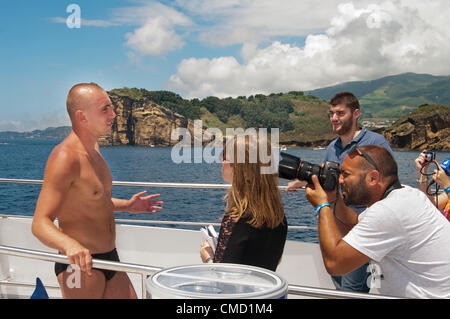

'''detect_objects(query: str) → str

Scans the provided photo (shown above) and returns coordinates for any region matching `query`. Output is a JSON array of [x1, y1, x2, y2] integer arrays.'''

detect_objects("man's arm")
[[316, 205, 370, 275], [111, 191, 163, 213], [31, 149, 93, 275], [333, 195, 359, 231], [285, 179, 307, 193], [306, 175, 370, 276]]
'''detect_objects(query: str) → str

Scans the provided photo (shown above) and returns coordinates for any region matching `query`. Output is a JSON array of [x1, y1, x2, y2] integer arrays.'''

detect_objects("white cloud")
[[112, 1, 191, 26], [111, 0, 349, 55], [52, 2, 193, 55], [115, 2, 192, 55], [50, 0, 450, 96], [191, 0, 347, 45], [168, 1, 450, 98], [125, 16, 186, 55], [50, 17, 119, 27]]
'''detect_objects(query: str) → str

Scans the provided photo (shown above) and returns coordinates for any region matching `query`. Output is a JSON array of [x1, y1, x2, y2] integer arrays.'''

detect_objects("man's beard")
[[342, 175, 371, 206], [334, 116, 353, 135]]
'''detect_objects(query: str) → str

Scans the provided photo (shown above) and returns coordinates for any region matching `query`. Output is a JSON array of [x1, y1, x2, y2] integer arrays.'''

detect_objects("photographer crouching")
[[281, 145, 450, 298]]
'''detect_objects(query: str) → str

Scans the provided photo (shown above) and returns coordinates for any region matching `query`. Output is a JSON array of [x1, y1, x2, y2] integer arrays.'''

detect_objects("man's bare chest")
[[76, 152, 112, 198]]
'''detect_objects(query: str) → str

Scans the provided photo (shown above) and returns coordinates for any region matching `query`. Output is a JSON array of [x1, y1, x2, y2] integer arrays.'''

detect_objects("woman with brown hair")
[[200, 133, 287, 271]]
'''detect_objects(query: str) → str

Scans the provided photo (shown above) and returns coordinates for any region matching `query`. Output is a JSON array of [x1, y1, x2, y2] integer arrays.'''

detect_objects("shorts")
[[54, 248, 120, 281]]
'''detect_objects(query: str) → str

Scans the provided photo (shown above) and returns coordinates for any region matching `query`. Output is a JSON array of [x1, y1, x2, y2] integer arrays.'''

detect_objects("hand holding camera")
[[423, 150, 436, 163], [304, 175, 334, 209], [415, 150, 436, 181]]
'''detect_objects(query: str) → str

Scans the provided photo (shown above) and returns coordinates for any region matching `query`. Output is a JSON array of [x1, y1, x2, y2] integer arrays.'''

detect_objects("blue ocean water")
[[0, 138, 448, 243]]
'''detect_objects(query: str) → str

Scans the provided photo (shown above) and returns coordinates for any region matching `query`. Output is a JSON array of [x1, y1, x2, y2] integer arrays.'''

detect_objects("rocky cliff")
[[381, 104, 450, 151], [98, 92, 198, 146]]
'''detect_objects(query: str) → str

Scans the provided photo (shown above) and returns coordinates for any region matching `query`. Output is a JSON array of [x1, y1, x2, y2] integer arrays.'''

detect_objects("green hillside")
[[110, 88, 332, 144], [308, 73, 450, 119]]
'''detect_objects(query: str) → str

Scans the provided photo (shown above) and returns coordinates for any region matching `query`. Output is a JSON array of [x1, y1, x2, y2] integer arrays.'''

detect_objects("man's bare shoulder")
[[45, 138, 83, 179]]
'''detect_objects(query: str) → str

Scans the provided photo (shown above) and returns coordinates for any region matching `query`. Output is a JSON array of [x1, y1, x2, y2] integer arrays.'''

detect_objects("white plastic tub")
[[147, 263, 288, 299]]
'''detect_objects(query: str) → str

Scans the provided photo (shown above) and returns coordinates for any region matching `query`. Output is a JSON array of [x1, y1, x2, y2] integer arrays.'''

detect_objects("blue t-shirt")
[[324, 127, 394, 164], [324, 127, 394, 214]]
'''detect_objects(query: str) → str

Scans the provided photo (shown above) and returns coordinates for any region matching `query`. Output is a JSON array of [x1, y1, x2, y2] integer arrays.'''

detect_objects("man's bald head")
[[66, 83, 105, 121]]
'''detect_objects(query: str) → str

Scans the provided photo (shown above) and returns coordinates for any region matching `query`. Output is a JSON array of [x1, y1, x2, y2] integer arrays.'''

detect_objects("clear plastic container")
[[147, 263, 288, 299]]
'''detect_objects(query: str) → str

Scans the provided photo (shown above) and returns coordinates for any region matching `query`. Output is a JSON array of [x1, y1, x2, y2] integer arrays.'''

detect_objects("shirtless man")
[[32, 83, 163, 299]]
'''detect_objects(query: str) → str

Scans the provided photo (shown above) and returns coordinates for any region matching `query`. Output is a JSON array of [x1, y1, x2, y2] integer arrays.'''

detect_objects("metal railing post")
[[142, 274, 147, 299]]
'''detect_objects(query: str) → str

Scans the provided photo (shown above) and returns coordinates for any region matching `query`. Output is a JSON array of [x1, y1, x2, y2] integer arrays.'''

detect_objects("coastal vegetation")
[[109, 87, 333, 144]]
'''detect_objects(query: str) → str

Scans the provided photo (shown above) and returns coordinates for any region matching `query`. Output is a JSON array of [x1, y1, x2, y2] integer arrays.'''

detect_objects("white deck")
[[0, 215, 335, 298]]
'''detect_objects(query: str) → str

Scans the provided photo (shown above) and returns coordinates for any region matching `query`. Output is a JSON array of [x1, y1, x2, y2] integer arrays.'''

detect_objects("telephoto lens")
[[278, 152, 302, 180], [278, 152, 340, 191]]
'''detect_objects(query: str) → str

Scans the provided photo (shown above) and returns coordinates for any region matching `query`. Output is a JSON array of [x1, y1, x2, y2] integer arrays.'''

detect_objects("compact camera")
[[278, 152, 340, 191], [423, 150, 436, 162]]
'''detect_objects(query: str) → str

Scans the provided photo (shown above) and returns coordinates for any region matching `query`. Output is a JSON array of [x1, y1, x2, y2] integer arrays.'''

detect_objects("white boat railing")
[[0, 177, 233, 189], [0, 177, 298, 190], [0, 244, 398, 299], [0, 178, 314, 231]]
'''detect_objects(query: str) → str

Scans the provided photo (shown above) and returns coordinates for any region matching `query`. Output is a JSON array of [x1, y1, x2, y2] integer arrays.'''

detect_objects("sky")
[[1, 0, 450, 131]]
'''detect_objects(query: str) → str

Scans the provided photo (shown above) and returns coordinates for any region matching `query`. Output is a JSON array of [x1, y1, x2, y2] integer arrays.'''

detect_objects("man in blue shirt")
[[325, 92, 393, 163], [287, 91, 394, 293]]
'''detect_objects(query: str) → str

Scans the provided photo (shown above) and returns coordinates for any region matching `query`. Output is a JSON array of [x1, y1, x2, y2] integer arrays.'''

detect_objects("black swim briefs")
[[54, 248, 120, 281]]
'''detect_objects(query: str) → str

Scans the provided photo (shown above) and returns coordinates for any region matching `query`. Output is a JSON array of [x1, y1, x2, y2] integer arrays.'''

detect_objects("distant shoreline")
[[1, 136, 449, 152]]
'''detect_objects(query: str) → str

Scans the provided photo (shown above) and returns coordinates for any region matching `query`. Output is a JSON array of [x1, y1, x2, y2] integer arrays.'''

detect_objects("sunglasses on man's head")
[[348, 144, 380, 172]]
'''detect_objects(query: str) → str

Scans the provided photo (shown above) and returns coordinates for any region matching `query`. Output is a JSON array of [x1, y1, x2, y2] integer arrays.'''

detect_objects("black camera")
[[278, 152, 340, 191], [423, 150, 436, 162]]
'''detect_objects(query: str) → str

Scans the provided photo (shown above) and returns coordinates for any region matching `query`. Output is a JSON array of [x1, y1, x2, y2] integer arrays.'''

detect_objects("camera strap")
[[381, 179, 403, 200]]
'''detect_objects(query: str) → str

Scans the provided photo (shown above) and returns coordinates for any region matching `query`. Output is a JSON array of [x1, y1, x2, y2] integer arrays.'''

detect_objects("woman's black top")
[[213, 213, 287, 271]]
